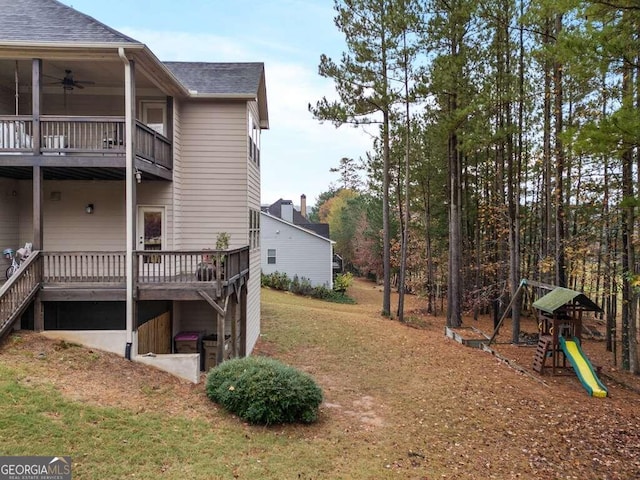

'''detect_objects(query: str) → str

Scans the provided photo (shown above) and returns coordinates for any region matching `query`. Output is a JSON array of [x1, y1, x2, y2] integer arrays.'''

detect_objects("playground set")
[[530, 286, 608, 397], [447, 279, 608, 398]]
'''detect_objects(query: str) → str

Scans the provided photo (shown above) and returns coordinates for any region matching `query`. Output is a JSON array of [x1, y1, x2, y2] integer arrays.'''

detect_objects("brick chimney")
[[300, 194, 307, 218]]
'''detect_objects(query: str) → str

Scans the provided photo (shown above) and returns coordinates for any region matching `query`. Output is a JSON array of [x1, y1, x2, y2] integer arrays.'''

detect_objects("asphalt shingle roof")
[[262, 199, 330, 239], [163, 62, 264, 95], [0, 0, 140, 44]]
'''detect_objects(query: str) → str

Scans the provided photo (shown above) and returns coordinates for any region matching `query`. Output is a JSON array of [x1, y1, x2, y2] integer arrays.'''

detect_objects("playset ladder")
[[533, 335, 552, 373]]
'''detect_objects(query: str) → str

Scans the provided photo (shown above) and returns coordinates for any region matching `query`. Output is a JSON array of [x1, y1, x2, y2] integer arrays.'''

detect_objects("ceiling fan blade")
[[73, 83, 85, 89]]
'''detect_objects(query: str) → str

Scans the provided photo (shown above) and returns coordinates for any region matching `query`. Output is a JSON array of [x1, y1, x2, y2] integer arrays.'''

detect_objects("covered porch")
[[0, 115, 172, 181]]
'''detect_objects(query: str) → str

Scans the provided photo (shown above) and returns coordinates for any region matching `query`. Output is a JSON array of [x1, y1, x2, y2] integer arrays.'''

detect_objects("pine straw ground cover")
[[0, 278, 638, 479]]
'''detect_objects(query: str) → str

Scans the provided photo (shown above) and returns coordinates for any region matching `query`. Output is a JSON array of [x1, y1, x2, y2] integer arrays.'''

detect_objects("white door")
[[141, 101, 166, 136], [138, 207, 165, 277]]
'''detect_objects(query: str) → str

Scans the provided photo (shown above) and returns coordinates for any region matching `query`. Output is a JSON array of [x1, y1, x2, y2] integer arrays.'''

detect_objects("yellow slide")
[[560, 337, 608, 398]]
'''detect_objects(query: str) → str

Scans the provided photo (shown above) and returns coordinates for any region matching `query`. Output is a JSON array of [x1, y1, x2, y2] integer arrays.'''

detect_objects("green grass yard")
[[1, 279, 639, 479]]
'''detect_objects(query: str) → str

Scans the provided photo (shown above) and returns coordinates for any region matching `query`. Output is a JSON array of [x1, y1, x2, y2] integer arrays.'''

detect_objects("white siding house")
[[261, 212, 334, 288]]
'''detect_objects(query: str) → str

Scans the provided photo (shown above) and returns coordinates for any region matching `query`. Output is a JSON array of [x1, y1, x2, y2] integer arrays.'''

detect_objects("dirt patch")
[[323, 395, 385, 428]]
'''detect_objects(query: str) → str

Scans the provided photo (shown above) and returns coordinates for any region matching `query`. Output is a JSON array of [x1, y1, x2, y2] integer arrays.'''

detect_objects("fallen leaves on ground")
[[1, 278, 639, 479]]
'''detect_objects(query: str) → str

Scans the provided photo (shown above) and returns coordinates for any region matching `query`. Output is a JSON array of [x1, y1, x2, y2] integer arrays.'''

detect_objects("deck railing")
[[136, 247, 250, 287], [0, 252, 42, 337], [0, 116, 34, 152], [0, 115, 172, 170], [41, 248, 249, 287], [135, 122, 172, 170], [43, 252, 126, 283], [41, 116, 125, 154]]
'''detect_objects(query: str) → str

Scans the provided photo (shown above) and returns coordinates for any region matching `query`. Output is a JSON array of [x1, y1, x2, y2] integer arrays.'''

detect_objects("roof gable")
[[0, 0, 141, 44], [261, 212, 334, 244], [164, 62, 264, 96]]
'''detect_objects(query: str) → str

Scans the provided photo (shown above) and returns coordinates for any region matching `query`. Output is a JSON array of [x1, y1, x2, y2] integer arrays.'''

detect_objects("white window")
[[267, 249, 276, 264], [249, 209, 260, 250], [248, 111, 260, 166]]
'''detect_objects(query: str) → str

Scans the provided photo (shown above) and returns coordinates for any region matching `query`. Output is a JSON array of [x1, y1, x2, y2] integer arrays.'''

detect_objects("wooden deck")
[[0, 116, 172, 179], [1, 248, 249, 364], [37, 248, 249, 301]]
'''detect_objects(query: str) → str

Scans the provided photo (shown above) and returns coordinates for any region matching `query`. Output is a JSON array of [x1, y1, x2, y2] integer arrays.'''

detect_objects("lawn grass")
[[0, 280, 639, 479], [0, 365, 335, 479], [0, 290, 409, 480]]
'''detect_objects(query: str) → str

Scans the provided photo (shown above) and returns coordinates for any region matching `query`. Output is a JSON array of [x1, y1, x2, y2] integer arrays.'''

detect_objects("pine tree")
[[311, 0, 418, 316]]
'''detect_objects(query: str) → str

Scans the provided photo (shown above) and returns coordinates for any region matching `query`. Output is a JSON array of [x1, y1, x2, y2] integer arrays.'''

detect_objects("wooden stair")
[[0, 253, 42, 339], [532, 335, 552, 373]]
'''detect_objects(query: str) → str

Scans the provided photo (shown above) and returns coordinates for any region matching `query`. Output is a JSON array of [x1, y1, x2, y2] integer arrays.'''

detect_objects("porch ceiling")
[[0, 166, 168, 181], [0, 166, 123, 180], [0, 58, 161, 97]]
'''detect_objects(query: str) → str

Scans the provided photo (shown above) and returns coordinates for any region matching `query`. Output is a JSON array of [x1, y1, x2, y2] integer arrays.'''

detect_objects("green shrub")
[[290, 275, 314, 296], [261, 271, 291, 290], [261, 271, 355, 304], [205, 357, 323, 425], [333, 272, 354, 292]]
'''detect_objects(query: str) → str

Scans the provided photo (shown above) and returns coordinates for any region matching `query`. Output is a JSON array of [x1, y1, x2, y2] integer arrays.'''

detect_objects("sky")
[[65, 0, 373, 208]]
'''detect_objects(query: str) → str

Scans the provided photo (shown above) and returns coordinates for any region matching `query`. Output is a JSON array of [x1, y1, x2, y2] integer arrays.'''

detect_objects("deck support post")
[[32, 59, 43, 250], [239, 285, 247, 357], [120, 48, 137, 359], [197, 291, 229, 364], [230, 294, 238, 358], [33, 291, 43, 332]]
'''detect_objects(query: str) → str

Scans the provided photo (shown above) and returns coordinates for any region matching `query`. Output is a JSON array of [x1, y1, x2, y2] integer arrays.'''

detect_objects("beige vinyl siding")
[[40, 94, 124, 116], [18, 180, 125, 250], [174, 100, 248, 250], [247, 101, 261, 216], [16, 92, 168, 118], [246, 249, 261, 352], [0, 86, 14, 115], [175, 301, 218, 335], [0, 178, 20, 271], [15, 180, 172, 251], [245, 101, 262, 353]]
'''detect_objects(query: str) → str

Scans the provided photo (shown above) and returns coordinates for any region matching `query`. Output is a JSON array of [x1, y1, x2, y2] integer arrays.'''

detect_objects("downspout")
[[119, 47, 135, 360]]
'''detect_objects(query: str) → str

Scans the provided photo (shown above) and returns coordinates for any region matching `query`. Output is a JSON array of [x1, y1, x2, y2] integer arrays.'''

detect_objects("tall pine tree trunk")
[[448, 106, 463, 327], [553, 14, 566, 288], [397, 32, 411, 321], [542, 18, 553, 284], [620, 59, 634, 371]]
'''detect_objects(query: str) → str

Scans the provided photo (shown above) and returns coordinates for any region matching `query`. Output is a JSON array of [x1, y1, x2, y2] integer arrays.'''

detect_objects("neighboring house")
[[0, 0, 268, 383], [261, 197, 334, 288], [263, 196, 330, 239]]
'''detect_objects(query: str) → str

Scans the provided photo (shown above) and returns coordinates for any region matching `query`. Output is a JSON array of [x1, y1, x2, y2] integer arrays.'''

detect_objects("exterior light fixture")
[[135, 169, 142, 184], [85, 203, 94, 214]]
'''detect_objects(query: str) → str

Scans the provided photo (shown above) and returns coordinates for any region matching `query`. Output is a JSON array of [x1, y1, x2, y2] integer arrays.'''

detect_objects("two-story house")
[[0, 0, 268, 382]]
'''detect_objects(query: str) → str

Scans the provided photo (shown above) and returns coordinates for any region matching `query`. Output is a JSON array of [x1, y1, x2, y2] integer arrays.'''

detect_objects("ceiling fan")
[[45, 69, 95, 90]]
